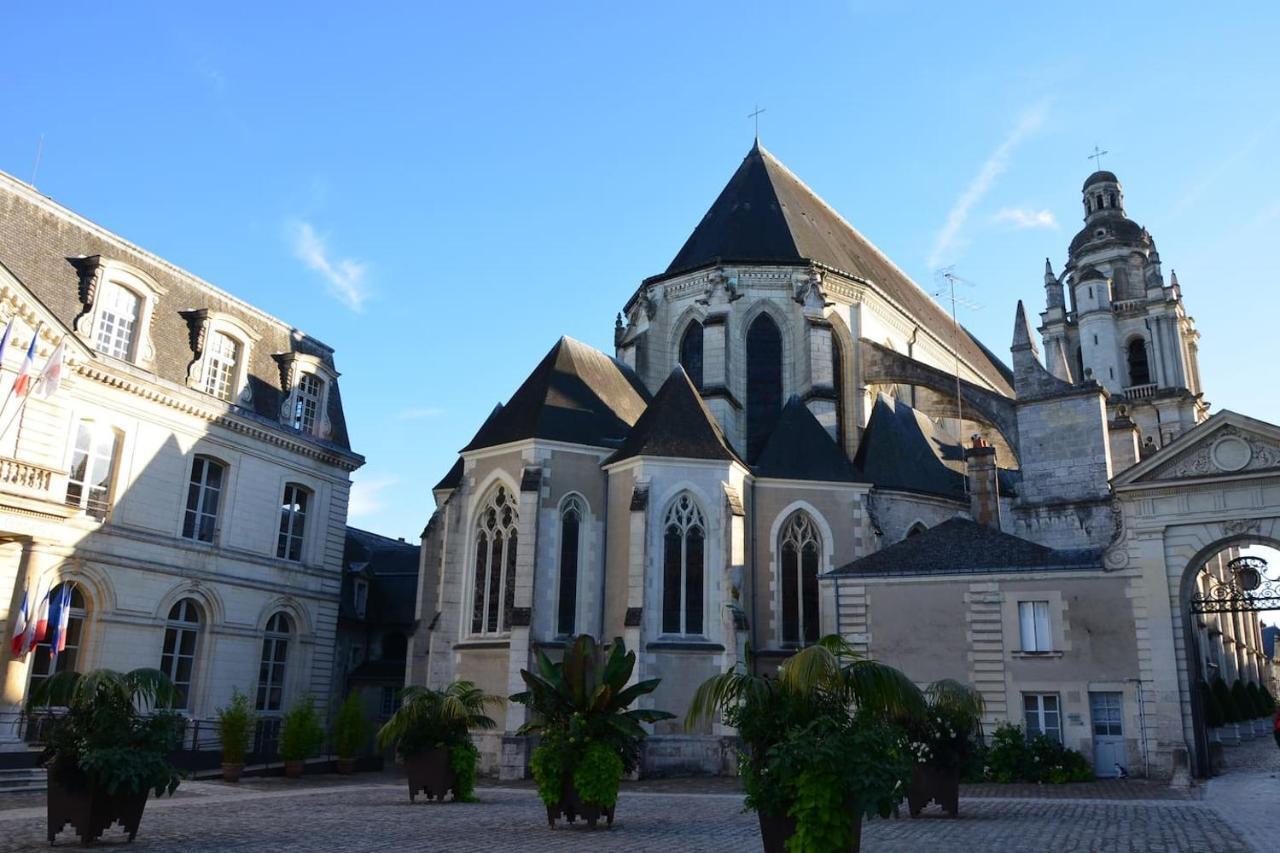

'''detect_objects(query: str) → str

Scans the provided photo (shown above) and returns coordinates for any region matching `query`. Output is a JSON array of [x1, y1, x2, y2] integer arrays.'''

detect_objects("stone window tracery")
[[470, 485, 519, 636], [779, 512, 820, 645], [557, 495, 584, 636], [662, 493, 705, 636]]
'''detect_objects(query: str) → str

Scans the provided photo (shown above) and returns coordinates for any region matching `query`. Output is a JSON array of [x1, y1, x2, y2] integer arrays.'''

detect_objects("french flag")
[[21, 586, 47, 656], [9, 588, 28, 657], [48, 585, 72, 667], [12, 333, 38, 399], [32, 588, 51, 647]]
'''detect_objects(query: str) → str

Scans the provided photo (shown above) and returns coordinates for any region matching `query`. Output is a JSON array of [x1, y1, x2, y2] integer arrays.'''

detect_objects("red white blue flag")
[[48, 585, 72, 668], [12, 333, 39, 399], [8, 587, 28, 657]]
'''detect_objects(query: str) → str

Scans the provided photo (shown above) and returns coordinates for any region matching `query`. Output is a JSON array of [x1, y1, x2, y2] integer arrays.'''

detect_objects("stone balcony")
[[0, 456, 75, 521], [1124, 383, 1158, 401]]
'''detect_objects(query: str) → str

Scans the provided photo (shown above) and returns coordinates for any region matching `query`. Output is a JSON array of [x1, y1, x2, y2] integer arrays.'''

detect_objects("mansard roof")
[[829, 517, 1101, 577], [853, 394, 967, 498], [660, 143, 1011, 395], [1083, 170, 1119, 190], [0, 172, 353, 452], [342, 527, 420, 623], [605, 366, 742, 466], [462, 337, 650, 452], [753, 396, 862, 483]]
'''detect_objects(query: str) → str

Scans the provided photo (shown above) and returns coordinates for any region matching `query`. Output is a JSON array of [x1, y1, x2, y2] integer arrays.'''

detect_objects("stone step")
[[0, 767, 47, 793]]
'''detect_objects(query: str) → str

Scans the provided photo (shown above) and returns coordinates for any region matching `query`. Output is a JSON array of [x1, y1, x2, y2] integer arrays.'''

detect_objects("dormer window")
[[202, 332, 241, 401], [292, 374, 323, 434], [94, 281, 141, 360]]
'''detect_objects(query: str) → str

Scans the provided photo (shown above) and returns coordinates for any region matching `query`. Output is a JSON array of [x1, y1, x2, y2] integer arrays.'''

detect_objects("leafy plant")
[[512, 635, 674, 808], [1230, 679, 1252, 722], [1201, 680, 1225, 729], [984, 723, 1091, 783], [28, 668, 183, 797], [448, 741, 481, 802], [1246, 681, 1269, 718], [686, 636, 925, 852], [333, 693, 368, 760], [571, 742, 624, 808], [1212, 676, 1238, 724], [376, 681, 499, 757], [1262, 684, 1278, 713], [215, 689, 256, 765], [279, 700, 326, 762], [901, 680, 985, 770]]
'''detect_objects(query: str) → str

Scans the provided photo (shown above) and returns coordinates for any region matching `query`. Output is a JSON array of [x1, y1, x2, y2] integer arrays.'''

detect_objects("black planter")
[[405, 748, 458, 802], [47, 767, 150, 844], [907, 764, 961, 818], [758, 811, 862, 853], [546, 781, 615, 829]]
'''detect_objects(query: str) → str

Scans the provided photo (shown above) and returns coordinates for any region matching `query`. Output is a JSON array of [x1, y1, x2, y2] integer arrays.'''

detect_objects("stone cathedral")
[[411, 145, 1280, 782]]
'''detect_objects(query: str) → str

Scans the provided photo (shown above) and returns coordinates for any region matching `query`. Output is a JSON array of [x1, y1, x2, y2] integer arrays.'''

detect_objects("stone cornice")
[[73, 361, 363, 472]]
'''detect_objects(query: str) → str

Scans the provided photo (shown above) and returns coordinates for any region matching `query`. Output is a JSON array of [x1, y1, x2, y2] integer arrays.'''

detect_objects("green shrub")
[[1230, 679, 1252, 722], [215, 689, 256, 764], [572, 742, 624, 808], [1247, 682, 1269, 718], [332, 693, 368, 760], [448, 740, 481, 802], [1212, 677, 1238, 724], [376, 681, 498, 761], [1263, 684, 1278, 713], [984, 722, 1091, 784], [1201, 680, 1225, 729], [279, 700, 325, 762]]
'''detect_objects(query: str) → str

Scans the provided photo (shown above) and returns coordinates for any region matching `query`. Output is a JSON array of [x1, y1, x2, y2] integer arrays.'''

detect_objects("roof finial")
[[748, 104, 766, 144], [1088, 144, 1109, 172], [1044, 257, 1055, 283]]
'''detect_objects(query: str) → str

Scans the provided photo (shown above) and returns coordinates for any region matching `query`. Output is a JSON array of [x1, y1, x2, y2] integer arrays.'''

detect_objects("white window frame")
[[1018, 600, 1053, 653], [64, 420, 123, 521], [1022, 693, 1062, 743], [202, 331, 241, 402], [184, 310, 260, 405], [160, 599, 203, 711], [182, 455, 226, 544], [93, 281, 142, 362], [292, 373, 324, 434], [255, 612, 291, 713], [277, 483, 311, 562], [277, 354, 337, 439]]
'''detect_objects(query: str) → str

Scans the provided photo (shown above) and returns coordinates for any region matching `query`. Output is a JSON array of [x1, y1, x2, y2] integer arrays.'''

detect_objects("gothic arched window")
[[1075, 347, 1084, 384], [679, 321, 704, 390], [470, 484, 519, 636], [557, 496, 584, 636], [662, 493, 705, 636], [779, 512, 821, 645], [746, 313, 783, 462], [1127, 338, 1151, 386], [832, 332, 849, 454]]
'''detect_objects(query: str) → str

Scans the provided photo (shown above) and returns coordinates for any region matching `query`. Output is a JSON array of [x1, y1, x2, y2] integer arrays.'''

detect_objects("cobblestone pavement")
[[1203, 735, 1280, 853], [0, 778, 1253, 852]]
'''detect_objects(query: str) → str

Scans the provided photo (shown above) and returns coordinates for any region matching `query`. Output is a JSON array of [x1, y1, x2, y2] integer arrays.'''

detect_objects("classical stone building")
[[413, 146, 1277, 781], [0, 171, 362, 746]]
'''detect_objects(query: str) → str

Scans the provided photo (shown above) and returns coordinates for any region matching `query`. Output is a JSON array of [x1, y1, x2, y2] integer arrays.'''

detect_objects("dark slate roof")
[[829, 517, 1102, 577], [1069, 214, 1147, 256], [433, 457, 464, 492], [462, 337, 650, 452], [342, 527, 420, 624], [852, 394, 967, 498], [605, 366, 742, 466], [0, 173, 353, 451], [1083, 170, 1118, 190], [754, 396, 862, 482], [660, 144, 1011, 396]]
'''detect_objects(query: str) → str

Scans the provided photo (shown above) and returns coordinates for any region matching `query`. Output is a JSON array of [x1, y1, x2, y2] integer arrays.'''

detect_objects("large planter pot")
[[907, 764, 961, 818], [545, 780, 615, 829], [47, 767, 150, 845], [283, 760, 305, 778], [336, 758, 357, 775], [222, 762, 244, 783], [758, 811, 862, 853], [405, 748, 458, 802]]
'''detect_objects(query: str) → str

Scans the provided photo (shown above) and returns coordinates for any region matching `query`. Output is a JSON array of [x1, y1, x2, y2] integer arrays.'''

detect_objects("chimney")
[[965, 435, 1001, 528]]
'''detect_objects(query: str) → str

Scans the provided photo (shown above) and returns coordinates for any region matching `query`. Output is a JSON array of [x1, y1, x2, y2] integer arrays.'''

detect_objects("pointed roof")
[[605, 367, 741, 466], [829, 517, 1101, 577], [461, 338, 650, 452], [433, 457, 464, 492], [754, 396, 862, 482], [661, 144, 1012, 395], [852, 394, 967, 498]]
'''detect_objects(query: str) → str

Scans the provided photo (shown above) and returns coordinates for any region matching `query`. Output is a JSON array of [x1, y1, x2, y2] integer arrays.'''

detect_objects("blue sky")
[[4, 3, 1279, 541]]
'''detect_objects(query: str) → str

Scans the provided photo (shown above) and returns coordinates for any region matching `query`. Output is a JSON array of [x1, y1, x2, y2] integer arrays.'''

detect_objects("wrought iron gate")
[[1188, 555, 1280, 614]]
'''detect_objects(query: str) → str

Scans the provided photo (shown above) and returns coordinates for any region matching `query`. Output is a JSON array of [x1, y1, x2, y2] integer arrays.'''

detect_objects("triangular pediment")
[[1113, 410, 1280, 487]]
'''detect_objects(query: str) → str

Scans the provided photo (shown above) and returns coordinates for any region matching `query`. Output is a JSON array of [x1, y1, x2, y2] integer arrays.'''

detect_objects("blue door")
[[1089, 692, 1126, 777]]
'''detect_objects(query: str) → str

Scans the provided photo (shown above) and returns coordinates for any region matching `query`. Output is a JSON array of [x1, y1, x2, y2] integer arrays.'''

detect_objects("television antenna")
[[933, 267, 984, 468]]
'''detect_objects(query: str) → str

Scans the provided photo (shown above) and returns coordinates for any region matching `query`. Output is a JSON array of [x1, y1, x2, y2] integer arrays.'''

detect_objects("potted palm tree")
[[687, 636, 924, 853], [279, 699, 325, 777], [377, 681, 499, 802], [333, 692, 368, 774], [511, 635, 674, 830], [215, 689, 256, 783], [903, 680, 985, 818], [29, 668, 183, 845]]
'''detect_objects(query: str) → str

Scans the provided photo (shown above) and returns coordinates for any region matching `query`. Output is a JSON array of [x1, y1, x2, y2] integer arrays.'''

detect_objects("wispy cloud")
[[993, 207, 1058, 230], [349, 474, 397, 519], [290, 221, 370, 311], [397, 406, 446, 421], [928, 102, 1050, 269]]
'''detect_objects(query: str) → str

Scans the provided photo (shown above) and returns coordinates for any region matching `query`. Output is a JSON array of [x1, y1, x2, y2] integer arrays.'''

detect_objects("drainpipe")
[[749, 476, 758, 674], [599, 468, 609, 639]]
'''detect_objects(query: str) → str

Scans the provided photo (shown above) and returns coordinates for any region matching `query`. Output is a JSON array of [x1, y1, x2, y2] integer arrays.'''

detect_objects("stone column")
[[804, 318, 837, 438], [623, 480, 649, 689], [700, 315, 740, 449]]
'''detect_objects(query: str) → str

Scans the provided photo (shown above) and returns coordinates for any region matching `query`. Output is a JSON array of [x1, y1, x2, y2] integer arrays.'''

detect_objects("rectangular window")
[[94, 282, 140, 361], [276, 484, 309, 561], [64, 421, 121, 520], [202, 332, 241, 402], [353, 579, 368, 619], [292, 374, 323, 434], [161, 625, 199, 710], [1018, 600, 1052, 652], [1023, 693, 1062, 743], [182, 456, 225, 543], [380, 686, 400, 717]]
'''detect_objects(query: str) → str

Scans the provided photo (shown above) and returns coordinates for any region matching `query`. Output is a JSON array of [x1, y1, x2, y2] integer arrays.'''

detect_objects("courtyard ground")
[[0, 737, 1273, 851]]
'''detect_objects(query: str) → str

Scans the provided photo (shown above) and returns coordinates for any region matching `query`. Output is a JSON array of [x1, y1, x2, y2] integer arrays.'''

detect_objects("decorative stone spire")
[[1044, 257, 1064, 310], [1051, 338, 1075, 384], [1044, 258, 1055, 283], [1011, 300, 1074, 399]]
